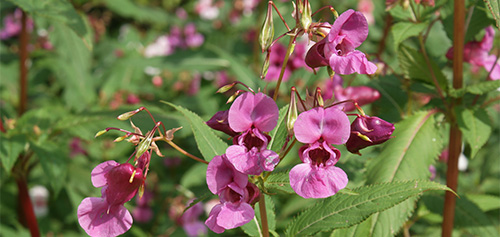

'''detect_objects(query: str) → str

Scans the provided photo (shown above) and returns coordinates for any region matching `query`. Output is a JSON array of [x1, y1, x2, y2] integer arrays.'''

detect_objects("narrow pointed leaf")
[[268, 105, 289, 153], [285, 180, 451, 236]]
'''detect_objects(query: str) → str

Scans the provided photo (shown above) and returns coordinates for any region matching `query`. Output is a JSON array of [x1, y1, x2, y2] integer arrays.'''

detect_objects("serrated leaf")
[[364, 110, 442, 236], [285, 180, 451, 236], [391, 22, 428, 50], [31, 142, 68, 195], [483, 0, 500, 29], [422, 195, 498, 236], [268, 105, 289, 153], [330, 216, 373, 237], [266, 171, 294, 194], [456, 107, 492, 158], [8, 0, 92, 49], [450, 80, 500, 97], [241, 194, 277, 236], [398, 44, 448, 90], [0, 134, 26, 175], [162, 102, 228, 162]]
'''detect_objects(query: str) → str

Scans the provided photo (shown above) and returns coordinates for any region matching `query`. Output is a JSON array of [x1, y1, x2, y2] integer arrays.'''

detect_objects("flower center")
[[308, 146, 331, 166]]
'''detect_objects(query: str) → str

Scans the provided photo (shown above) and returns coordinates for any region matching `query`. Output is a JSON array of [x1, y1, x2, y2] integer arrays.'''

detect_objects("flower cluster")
[[144, 24, 204, 58], [205, 92, 280, 233]]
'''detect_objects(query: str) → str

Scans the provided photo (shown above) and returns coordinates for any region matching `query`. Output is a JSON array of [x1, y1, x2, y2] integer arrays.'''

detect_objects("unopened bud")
[[331, 7, 339, 19], [216, 83, 236, 94], [226, 91, 242, 104], [95, 129, 108, 138], [316, 88, 324, 107], [327, 66, 335, 79], [300, 0, 312, 31], [346, 116, 395, 154], [117, 108, 142, 120], [259, 2, 274, 52], [287, 91, 298, 135], [114, 135, 128, 142]]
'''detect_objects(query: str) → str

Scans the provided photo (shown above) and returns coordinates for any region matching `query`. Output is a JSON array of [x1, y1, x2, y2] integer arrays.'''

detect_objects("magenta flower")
[[132, 190, 153, 223], [205, 183, 257, 233], [226, 92, 280, 175], [265, 40, 310, 82], [78, 160, 145, 236], [305, 9, 377, 75], [345, 115, 395, 154], [181, 201, 208, 236], [290, 106, 351, 198], [290, 141, 348, 198], [0, 9, 33, 40], [446, 26, 500, 80], [323, 75, 380, 111], [206, 155, 248, 195]]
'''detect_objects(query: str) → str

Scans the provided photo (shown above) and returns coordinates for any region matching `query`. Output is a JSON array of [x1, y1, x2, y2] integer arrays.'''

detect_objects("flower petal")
[[228, 92, 279, 132], [91, 160, 119, 188], [77, 197, 133, 237], [206, 155, 248, 194], [294, 107, 351, 145], [329, 50, 377, 75], [226, 145, 278, 175], [289, 163, 348, 198], [329, 9, 368, 49], [217, 202, 255, 229], [205, 204, 225, 234]]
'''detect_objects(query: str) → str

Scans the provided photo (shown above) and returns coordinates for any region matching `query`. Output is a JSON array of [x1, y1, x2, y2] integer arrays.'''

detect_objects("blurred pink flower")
[[195, 0, 221, 20], [323, 75, 380, 111], [358, 0, 375, 25], [0, 9, 33, 40], [446, 26, 500, 80]]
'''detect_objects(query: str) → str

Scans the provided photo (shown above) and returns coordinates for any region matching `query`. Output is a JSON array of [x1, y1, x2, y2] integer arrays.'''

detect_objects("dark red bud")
[[346, 116, 394, 154], [105, 163, 144, 206], [206, 110, 238, 137]]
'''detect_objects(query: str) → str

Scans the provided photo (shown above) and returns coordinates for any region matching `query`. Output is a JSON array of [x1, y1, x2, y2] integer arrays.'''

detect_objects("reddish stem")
[[442, 0, 465, 236], [16, 175, 40, 237]]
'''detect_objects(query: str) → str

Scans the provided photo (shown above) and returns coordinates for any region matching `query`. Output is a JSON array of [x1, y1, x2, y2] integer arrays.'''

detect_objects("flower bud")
[[95, 129, 108, 138], [300, 0, 312, 31], [346, 116, 394, 154], [287, 90, 298, 135], [206, 110, 238, 136], [259, 2, 274, 52], [216, 83, 236, 94], [117, 108, 142, 120], [136, 132, 154, 158], [260, 52, 271, 79]]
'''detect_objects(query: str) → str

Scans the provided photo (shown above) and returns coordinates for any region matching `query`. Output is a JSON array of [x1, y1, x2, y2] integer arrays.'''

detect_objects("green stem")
[[164, 139, 208, 164], [273, 35, 296, 101], [258, 193, 270, 237]]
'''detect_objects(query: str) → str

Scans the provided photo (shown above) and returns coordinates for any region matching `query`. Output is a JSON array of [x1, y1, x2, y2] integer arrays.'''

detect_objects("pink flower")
[[226, 92, 280, 175], [195, 0, 220, 20], [78, 160, 145, 236], [132, 190, 154, 223], [446, 26, 500, 80], [323, 75, 380, 111], [357, 0, 375, 25], [305, 9, 377, 75], [206, 155, 248, 195], [290, 106, 351, 198], [415, 0, 435, 7], [290, 141, 348, 198], [0, 9, 33, 40], [144, 35, 174, 58], [181, 201, 208, 236], [264, 40, 309, 82], [205, 183, 257, 233], [206, 110, 239, 137]]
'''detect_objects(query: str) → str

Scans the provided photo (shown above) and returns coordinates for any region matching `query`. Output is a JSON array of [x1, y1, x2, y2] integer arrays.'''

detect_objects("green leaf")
[[8, 0, 92, 49], [330, 216, 373, 237], [0, 134, 26, 175], [422, 195, 498, 236], [50, 22, 95, 111], [363, 111, 442, 236], [483, 0, 500, 29], [162, 102, 228, 162], [391, 22, 428, 50], [268, 105, 289, 153], [285, 180, 451, 236], [450, 80, 500, 97], [466, 194, 500, 212], [265, 171, 294, 194], [103, 0, 171, 25], [241, 194, 277, 236], [398, 44, 448, 90], [456, 107, 492, 158], [31, 142, 68, 194]]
